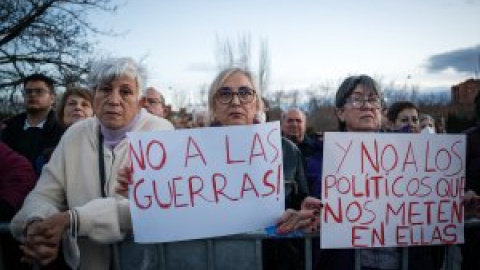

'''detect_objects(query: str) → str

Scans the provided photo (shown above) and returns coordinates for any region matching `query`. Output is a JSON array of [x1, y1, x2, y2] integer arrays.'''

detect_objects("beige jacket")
[[11, 111, 174, 269]]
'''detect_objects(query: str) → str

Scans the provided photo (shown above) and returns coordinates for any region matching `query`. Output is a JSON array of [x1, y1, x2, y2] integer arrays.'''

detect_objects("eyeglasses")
[[346, 95, 381, 109], [146, 98, 164, 106], [215, 86, 256, 104], [22, 88, 50, 96]]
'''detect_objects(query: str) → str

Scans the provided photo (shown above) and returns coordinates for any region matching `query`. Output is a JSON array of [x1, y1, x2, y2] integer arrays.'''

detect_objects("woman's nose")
[[230, 93, 241, 105], [107, 90, 122, 104]]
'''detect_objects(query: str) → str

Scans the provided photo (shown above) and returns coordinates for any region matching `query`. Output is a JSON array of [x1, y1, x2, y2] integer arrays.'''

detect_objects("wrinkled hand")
[[301, 196, 322, 211], [463, 190, 480, 219], [20, 212, 70, 266], [300, 196, 322, 233], [276, 209, 315, 234], [116, 166, 133, 198]]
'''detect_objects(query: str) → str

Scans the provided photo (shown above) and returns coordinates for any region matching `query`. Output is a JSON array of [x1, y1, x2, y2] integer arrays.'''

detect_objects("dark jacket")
[[264, 138, 309, 270], [305, 141, 323, 197], [461, 122, 480, 270], [297, 136, 319, 160], [282, 137, 309, 209], [465, 122, 480, 194], [1, 110, 64, 176]]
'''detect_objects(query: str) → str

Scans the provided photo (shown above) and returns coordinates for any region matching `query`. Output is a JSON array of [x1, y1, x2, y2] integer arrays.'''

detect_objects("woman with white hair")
[[10, 57, 174, 269]]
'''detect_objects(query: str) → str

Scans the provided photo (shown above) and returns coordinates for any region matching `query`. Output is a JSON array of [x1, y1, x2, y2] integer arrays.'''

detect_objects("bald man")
[[281, 108, 317, 159], [142, 87, 166, 118]]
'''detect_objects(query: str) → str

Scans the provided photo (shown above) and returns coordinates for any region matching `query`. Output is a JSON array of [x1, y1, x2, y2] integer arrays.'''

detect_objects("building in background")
[[452, 78, 480, 105]]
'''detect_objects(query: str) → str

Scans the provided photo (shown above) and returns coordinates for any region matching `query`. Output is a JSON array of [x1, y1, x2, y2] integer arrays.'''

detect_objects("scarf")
[[99, 110, 142, 149]]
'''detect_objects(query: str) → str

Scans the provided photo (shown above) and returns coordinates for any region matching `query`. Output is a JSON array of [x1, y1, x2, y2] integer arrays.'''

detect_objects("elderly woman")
[[116, 67, 319, 269], [208, 67, 316, 270], [207, 67, 312, 213], [10, 57, 174, 269], [34, 87, 95, 173], [57, 86, 94, 128], [314, 75, 443, 270], [386, 101, 420, 133]]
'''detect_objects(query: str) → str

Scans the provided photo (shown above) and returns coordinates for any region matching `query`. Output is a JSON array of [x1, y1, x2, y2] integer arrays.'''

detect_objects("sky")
[[90, 0, 480, 104]]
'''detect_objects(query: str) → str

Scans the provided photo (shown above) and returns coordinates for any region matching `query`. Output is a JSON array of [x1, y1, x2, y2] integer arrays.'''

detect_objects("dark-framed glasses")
[[346, 96, 381, 109], [215, 86, 256, 104], [22, 88, 50, 96], [146, 98, 164, 106]]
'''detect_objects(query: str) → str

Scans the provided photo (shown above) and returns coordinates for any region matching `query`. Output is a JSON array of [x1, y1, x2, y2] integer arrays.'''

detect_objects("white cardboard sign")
[[127, 122, 284, 243], [321, 132, 465, 248]]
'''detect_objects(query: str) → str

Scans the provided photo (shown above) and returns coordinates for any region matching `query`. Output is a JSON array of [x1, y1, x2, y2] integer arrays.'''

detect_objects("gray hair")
[[281, 108, 306, 122], [207, 67, 262, 125], [335, 75, 384, 109], [419, 114, 435, 123], [87, 57, 148, 100], [145, 87, 165, 104]]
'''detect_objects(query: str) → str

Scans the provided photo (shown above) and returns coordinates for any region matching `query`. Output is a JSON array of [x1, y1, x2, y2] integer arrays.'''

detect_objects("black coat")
[[1, 110, 64, 176], [465, 122, 480, 194]]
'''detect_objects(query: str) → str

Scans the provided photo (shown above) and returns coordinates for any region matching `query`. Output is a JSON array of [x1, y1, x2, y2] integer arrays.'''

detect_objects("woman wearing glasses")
[[207, 67, 319, 270], [116, 67, 321, 269], [313, 75, 442, 270]]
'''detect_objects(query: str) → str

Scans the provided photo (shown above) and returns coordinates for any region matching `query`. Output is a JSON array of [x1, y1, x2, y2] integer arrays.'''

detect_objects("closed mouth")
[[229, 112, 244, 117], [359, 114, 374, 119], [71, 113, 84, 118]]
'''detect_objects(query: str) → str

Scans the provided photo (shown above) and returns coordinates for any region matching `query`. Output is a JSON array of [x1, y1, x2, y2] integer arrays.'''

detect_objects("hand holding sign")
[[116, 166, 132, 198], [274, 196, 322, 234], [463, 190, 480, 219], [301, 196, 323, 232], [127, 122, 285, 243], [321, 132, 466, 248]]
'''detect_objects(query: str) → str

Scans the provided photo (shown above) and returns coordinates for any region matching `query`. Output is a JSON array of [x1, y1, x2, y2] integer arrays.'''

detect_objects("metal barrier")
[[1, 220, 479, 270]]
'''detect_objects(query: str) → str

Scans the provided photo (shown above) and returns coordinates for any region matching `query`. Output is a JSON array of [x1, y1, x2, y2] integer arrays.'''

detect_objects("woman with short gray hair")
[[10, 57, 174, 269]]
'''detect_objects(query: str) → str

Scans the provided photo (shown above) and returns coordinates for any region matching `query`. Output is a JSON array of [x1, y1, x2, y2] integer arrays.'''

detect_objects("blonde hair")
[[207, 67, 262, 125]]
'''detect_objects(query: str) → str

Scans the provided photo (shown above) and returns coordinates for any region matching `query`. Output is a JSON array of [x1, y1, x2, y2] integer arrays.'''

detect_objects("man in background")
[[281, 108, 323, 196], [142, 86, 166, 118], [281, 108, 318, 160], [1, 73, 63, 176]]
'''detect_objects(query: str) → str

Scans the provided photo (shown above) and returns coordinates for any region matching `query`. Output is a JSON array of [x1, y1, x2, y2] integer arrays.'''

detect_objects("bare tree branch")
[[214, 33, 270, 96], [0, 0, 117, 101]]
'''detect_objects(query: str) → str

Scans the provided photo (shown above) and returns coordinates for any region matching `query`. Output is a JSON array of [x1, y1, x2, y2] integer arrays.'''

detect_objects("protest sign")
[[321, 132, 465, 248], [127, 122, 284, 243]]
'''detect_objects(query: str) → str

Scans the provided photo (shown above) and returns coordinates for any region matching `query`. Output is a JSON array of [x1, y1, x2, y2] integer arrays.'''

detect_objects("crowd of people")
[[0, 56, 480, 270]]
